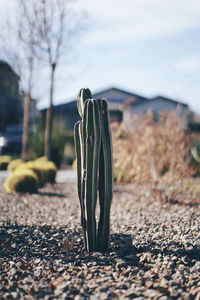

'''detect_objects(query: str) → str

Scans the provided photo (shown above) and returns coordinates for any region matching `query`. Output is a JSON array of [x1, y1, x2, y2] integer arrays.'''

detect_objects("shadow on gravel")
[[110, 233, 137, 255], [36, 191, 66, 197], [1, 223, 198, 272], [110, 233, 139, 266], [137, 241, 200, 266], [167, 199, 200, 207], [0, 223, 68, 260], [0, 223, 140, 267], [111, 233, 200, 268]]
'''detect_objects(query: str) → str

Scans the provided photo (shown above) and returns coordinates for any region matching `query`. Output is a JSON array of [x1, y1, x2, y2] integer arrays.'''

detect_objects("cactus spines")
[[74, 88, 113, 252]]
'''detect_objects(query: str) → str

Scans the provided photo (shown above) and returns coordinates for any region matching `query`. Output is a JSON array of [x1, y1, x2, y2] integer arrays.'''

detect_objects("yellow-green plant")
[[191, 147, 200, 163], [16, 162, 45, 186], [35, 161, 57, 183], [72, 158, 77, 170], [35, 156, 47, 162], [7, 159, 24, 171], [4, 169, 38, 193], [0, 155, 12, 170]]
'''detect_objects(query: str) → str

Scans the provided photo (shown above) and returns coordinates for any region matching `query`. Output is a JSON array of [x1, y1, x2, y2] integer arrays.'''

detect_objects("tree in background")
[[0, 0, 39, 159], [1, 0, 85, 161], [29, 116, 75, 167], [21, 0, 85, 161]]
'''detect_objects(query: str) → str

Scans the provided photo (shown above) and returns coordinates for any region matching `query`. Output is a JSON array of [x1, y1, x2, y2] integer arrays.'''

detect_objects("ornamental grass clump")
[[16, 162, 45, 186], [35, 156, 47, 163], [0, 155, 12, 170], [74, 88, 113, 252], [4, 158, 57, 194], [7, 158, 24, 171], [35, 160, 57, 183], [112, 110, 195, 184], [4, 169, 38, 193]]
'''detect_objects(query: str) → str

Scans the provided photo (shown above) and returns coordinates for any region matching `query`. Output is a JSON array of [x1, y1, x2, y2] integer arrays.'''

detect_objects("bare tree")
[[0, 0, 38, 159], [18, 1, 37, 160], [25, 0, 84, 161], [1, 0, 84, 161]]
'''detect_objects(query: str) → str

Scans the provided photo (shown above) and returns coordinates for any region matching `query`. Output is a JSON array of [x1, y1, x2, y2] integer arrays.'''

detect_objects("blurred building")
[[41, 87, 192, 130], [0, 60, 38, 132], [0, 60, 23, 132]]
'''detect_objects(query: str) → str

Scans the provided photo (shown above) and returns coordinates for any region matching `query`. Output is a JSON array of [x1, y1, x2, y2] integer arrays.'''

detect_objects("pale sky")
[[1, 0, 200, 114]]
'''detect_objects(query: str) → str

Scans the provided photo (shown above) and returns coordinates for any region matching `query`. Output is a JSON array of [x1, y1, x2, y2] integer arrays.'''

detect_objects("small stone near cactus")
[[63, 237, 75, 251]]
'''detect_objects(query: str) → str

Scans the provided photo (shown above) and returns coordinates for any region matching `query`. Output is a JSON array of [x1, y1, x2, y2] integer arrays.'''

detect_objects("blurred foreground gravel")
[[0, 180, 200, 299]]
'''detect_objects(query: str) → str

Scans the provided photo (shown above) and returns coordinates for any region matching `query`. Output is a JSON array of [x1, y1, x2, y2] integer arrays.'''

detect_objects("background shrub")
[[7, 158, 23, 171], [4, 169, 38, 193], [112, 110, 195, 184], [35, 160, 57, 183], [29, 117, 75, 167], [0, 155, 12, 170], [16, 162, 45, 186]]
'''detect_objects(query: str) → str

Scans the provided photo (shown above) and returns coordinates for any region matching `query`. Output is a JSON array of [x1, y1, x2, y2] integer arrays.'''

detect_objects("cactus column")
[[97, 99, 113, 252], [74, 88, 113, 252]]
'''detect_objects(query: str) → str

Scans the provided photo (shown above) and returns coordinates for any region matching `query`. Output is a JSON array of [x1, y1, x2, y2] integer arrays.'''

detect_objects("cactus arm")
[[92, 100, 101, 213], [82, 99, 90, 202], [74, 121, 87, 248], [81, 98, 91, 251], [98, 143, 105, 250], [74, 121, 82, 202], [84, 100, 96, 251], [77, 88, 92, 118], [97, 99, 113, 252], [83, 100, 101, 251], [91, 100, 101, 250]]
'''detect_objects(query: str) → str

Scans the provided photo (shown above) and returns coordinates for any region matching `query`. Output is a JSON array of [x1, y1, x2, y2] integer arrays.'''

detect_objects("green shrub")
[[35, 156, 47, 163], [25, 162, 44, 186], [63, 143, 75, 166], [4, 169, 38, 193], [0, 155, 12, 170], [15, 161, 46, 187], [7, 158, 24, 171], [114, 167, 127, 182], [35, 161, 57, 183], [72, 158, 77, 170], [29, 117, 74, 167]]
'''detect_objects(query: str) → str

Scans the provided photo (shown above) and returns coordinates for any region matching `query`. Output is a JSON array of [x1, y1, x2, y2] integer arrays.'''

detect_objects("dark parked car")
[[0, 124, 23, 154]]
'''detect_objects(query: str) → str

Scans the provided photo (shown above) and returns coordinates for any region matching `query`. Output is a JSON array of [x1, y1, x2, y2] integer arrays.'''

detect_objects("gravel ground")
[[0, 180, 200, 299]]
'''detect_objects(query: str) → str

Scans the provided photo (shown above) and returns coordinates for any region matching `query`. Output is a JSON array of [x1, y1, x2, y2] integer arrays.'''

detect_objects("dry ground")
[[0, 180, 200, 299]]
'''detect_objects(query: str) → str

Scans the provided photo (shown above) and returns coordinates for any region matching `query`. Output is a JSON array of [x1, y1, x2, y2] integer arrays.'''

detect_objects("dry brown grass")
[[112, 110, 196, 185]]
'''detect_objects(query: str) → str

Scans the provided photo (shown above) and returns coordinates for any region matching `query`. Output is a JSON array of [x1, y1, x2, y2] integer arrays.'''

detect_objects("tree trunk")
[[45, 63, 56, 161], [21, 93, 30, 160]]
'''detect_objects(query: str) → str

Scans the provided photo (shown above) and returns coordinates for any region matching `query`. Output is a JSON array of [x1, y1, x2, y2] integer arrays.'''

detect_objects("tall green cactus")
[[74, 88, 113, 252]]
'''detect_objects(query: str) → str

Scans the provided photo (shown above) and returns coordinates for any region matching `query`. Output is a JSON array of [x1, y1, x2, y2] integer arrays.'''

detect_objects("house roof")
[[93, 87, 147, 103], [53, 100, 77, 112], [41, 87, 189, 112], [151, 96, 188, 107], [50, 87, 148, 112], [127, 94, 189, 109]]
